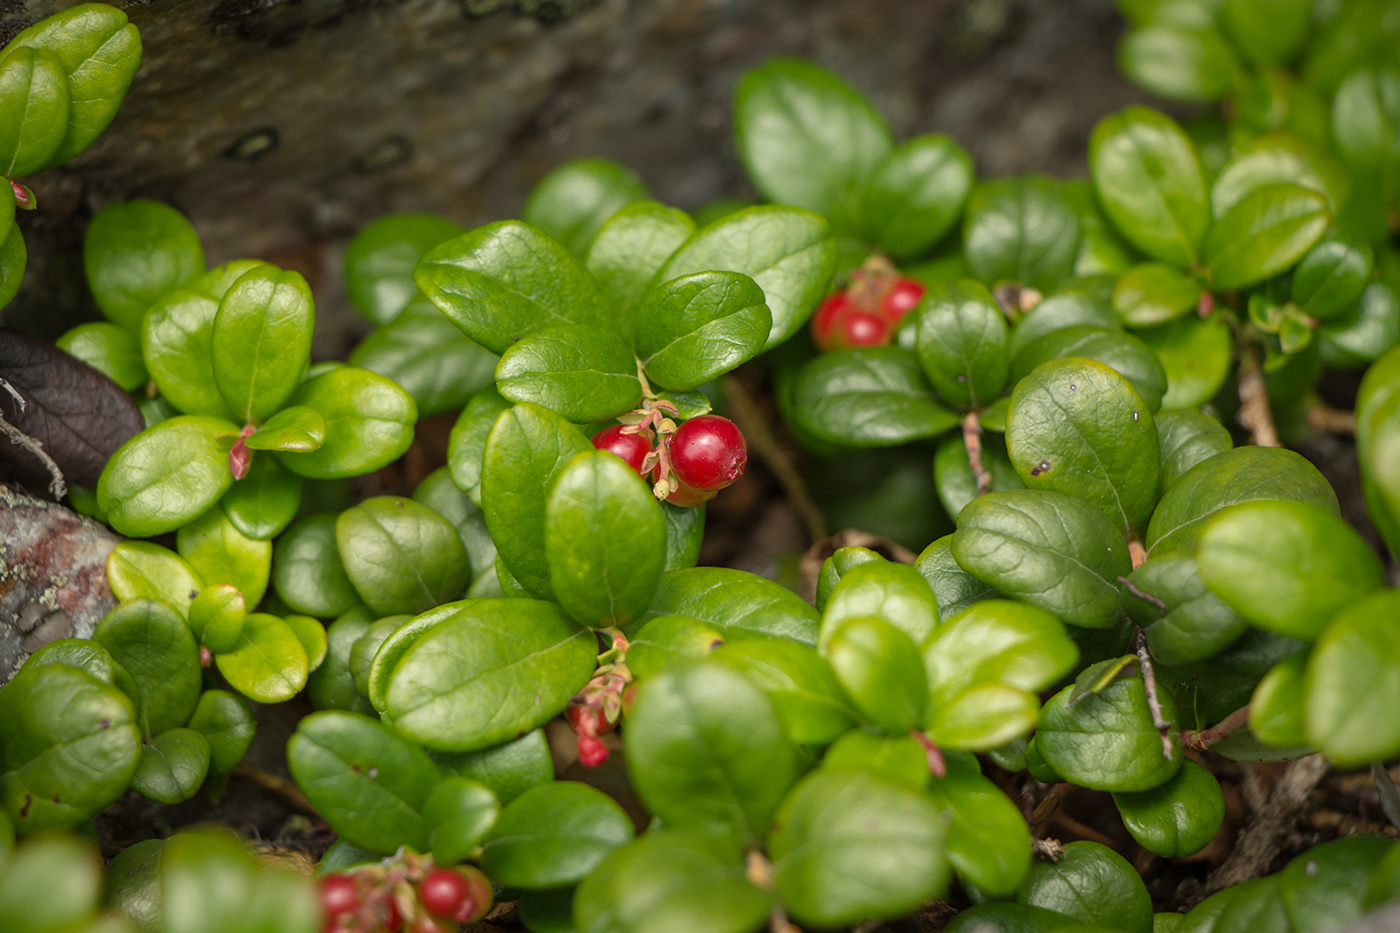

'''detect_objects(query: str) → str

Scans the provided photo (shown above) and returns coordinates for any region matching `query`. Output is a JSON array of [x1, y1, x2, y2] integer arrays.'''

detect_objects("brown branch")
[[1182, 705, 1251, 750], [723, 375, 827, 544], [1307, 404, 1356, 435], [1133, 627, 1175, 760], [231, 762, 319, 817], [1205, 754, 1329, 895], [0, 410, 67, 500], [962, 411, 992, 497], [1237, 346, 1281, 448], [1030, 782, 1072, 836]]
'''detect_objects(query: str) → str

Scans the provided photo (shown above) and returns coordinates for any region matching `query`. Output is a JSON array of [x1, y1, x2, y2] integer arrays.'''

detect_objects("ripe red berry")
[[318, 875, 361, 923], [669, 415, 747, 492], [654, 471, 715, 508], [829, 307, 890, 349], [419, 868, 471, 920], [591, 425, 652, 475], [567, 702, 614, 737], [383, 892, 404, 932], [881, 277, 924, 323], [811, 292, 853, 351], [453, 867, 493, 925], [578, 733, 609, 768]]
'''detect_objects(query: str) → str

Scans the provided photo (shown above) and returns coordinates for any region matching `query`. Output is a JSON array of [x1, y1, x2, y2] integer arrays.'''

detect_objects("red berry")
[[669, 415, 747, 492], [567, 702, 614, 737], [829, 307, 890, 349], [318, 875, 361, 923], [653, 470, 715, 508], [383, 893, 404, 932], [452, 868, 493, 925], [578, 733, 609, 768], [881, 277, 924, 323], [591, 425, 652, 475], [811, 292, 853, 351], [419, 868, 471, 920]]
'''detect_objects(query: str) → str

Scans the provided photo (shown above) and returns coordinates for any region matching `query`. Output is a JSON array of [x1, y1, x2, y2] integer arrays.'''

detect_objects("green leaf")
[[627, 615, 724, 680], [1112, 263, 1202, 327], [383, 598, 597, 752], [1198, 501, 1384, 641], [623, 661, 799, 842], [103, 837, 163, 931], [344, 213, 464, 325], [545, 450, 665, 627], [22, 638, 117, 684], [1146, 446, 1340, 555], [446, 387, 509, 506], [819, 560, 939, 649], [1155, 409, 1232, 495], [244, 405, 325, 453], [140, 289, 232, 418], [131, 728, 210, 805], [656, 206, 837, 350], [1279, 835, 1397, 932], [347, 305, 498, 418], [0, 664, 140, 832], [415, 220, 608, 355], [820, 731, 930, 790], [1008, 287, 1120, 361], [364, 610, 452, 711], [815, 546, 888, 613], [423, 776, 500, 867], [924, 599, 1078, 707], [210, 265, 314, 423], [177, 506, 272, 608], [1303, 590, 1400, 767], [55, 321, 146, 392], [481, 403, 594, 600], [710, 640, 855, 746], [822, 616, 928, 732], [1017, 840, 1153, 933], [271, 513, 360, 618], [926, 765, 1032, 897], [915, 279, 1010, 410], [336, 496, 471, 616], [306, 608, 376, 715], [97, 415, 237, 537], [916, 535, 998, 621], [1210, 136, 1348, 219], [1221, 0, 1311, 66], [1125, 552, 1247, 667], [1118, 24, 1238, 104], [660, 499, 704, 571], [1009, 326, 1168, 414], [862, 134, 976, 259], [93, 598, 202, 738], [1159, 628, 1306, 734], [791, 346, 959, 447], [480, 781, 634, 889], [287, 710, 439, 854], [1319, 279, 1400, 369], [215, 612, 309, 704], [963, 176, 1080, 292], [635, 272, 770, 391], [952, 490, 1131, 629], [0, 220, 24, 310], [413, 467, 497, 580], [583, 201, 695, 342], [768, 770, 948, 929], [1090, 107, 1209, 268], [275, 366, 417, 480], [1292, 230, 1373, 321], [186, 689, 256, 776], [1007, 358, 1160, 534], [926, 681, 1040, 751], [0, 47, 68, 178], [733, 58, 892, 235], [521, 158, 649, 255], [1036, 677, 1183, 792], [1113, 759, 1224, 857], [106, 540, 203, 614], [638, 566, 819, 645], [82, 199, 203, 331], [573, 830, 773, 933], [159, 829, 319, 933], [1201, 184, 1330, 291], [1330, 69, 1400, 215], [495, 324, 642, 422], [0, 832, 103, 930], [428, 729, 554, 806], [1137, 314, 1233, 410], [1246, 651, 1309, 749]]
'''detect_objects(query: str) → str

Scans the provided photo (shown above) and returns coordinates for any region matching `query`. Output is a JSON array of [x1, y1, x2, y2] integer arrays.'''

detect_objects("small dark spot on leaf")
[[956, 374, 968, 383], [707, 639, 723, 651], [18, 793, 31, 817], [1068, 383, 1077, 391], [1029, 459, 1051, 477], [52, 795, 60, 804], [225, 129, 279, 162], [100, 718, 111, 730]]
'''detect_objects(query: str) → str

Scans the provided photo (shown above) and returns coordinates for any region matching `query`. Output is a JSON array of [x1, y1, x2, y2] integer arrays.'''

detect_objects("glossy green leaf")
[[428, 729, 553, 806], [336, 496, 470, 616], [1210, 136, 1347, 219], [93, 598, 201, 738], [944, 903, 1077, 933], [522, 158, 649, 255], [158, 829, 319, 933], [0, 221, 24, 310], [412, 466, 497, 579], [820, 731, 930, 790], [446, 387, 509, 505], [106, 541, 203, 614], [1007, 358, 1160, 533], [545, 450, 665, 627], [383, 598, 596, 752], [423, 776, 500, 867], [1146, 446, 1339, 555], [271, 513, 359, 618], [638, 566, 819, 645], [1303, 590, 1400, 767], [1248, 651, 1308, 749], [1319, 279, 1400, 369], [1155, 409, 1231, 495], [1118, 24, 1238, 104], [1113, 263, 1201, 327], [222, 457, 301, 542], [635, 271, 770, 391], [495, 323, 641, 422], [344, 213, 464, 325], [656, 206, 836, 349], [284, 614, 328, 673], [186, 689, 255, 777], [210, 266, 314, 423], [573, 830, 772, 933], [1330, 69, 1400, 215], [1010, 287, 1119, 358], [415, 220, 608, 355], [915, 279, 1010, 410], [660, 499, 704, 571], [1292, 230, 1373, 322], [822, 616, 928, 732], [1009, 325, 1167, 413], [819, 560, 938, 653], [711, 639, 855, 745], [733, 58, 892, 235], [790, 346, 959, 447], [916, 535, 997, 621], [627, 615, 724, 680], [287, 710, 439, 854], [1201, 184, 1329, 291], [859, 133, 974, 258], [0, 832, 103, 931], [0, 664, 140, 832], [131, 728, 210, 805], [952, 490, 1131, 628], [139, 289, 230, 418], [104, 837, 163, 931], [1036, 677, 1183, 792], [177, 506, 271, 608], [274, 366, 416, 479], [1090, 107, 1209, 267], [480, 781, 633, 889], [1137, 314, 1233, 410], [1125, 553, 1247, 667], [83, 201, 203, 332], [623, 661, 798, 841], [97, 415, 238, 537], [215, 613, 309, 704], [307, 608, 376, 715], [22, 638, 117, 684], [1221, 0, 1311, 66], [0, 47, 68, 178], [362, 610, 444, 710], [815, 547, 887, 613], [242, 406, 324, 454], [1017, 841, 1152, 933], [1279, 835, 1396, 933], [926, 764, 1031, 896], [924, 599, 1078, 706], [55, 321, 145, 392], [583, 201, 695, 340], [347, 304, 497, 418], [1113, 759, 1224, 857], [1, 3, 142, 167], [769, 770, 948, 929], [963, 176, 1079, 292]]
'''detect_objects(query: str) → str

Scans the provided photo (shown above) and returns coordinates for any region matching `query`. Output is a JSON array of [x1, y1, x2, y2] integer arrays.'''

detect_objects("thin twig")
[[0, 376, 27, 411], [1237, 346, 1281, 448], [723, 375, 827, 543], [1183, 705, 1251, 750], [232, 762, 319, 817], [1307, 404, 1356, 435], [1205, 754, 1329, 895], [1133, 627, 1175, 760], [1030, 783, 1072, 835], [1118, 575, 1166, 614], [0, 411, 67, 499], [962, 411, 992, 497]]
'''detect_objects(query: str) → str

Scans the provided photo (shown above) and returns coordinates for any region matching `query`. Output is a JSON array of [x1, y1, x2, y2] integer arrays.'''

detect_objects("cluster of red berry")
[[810, 265, 924, 352], [591, 413, 747, 507], [318, 864, 492, 933]]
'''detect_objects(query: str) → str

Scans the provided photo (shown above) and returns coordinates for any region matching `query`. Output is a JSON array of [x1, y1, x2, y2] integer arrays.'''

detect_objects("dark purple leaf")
[[0, 327, 144, 491]]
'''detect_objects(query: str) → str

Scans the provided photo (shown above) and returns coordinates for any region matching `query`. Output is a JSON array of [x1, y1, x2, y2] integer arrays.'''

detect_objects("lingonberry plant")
[[3, 0, 1400, 932]]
